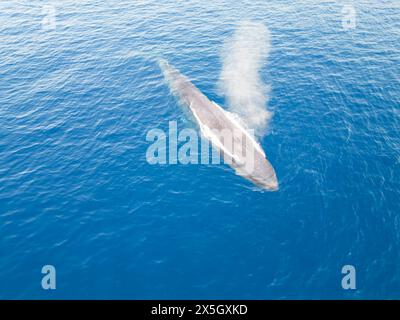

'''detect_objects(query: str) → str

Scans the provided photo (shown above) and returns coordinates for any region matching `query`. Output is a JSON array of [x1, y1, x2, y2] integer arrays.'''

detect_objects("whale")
[[159, 60, 278, 191]]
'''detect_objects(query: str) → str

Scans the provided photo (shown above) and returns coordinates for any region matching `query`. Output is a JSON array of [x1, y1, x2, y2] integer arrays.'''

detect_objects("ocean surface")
[[1, 0, 400, 299]]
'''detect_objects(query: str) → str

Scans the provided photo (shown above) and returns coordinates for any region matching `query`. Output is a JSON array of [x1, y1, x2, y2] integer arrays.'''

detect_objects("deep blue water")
[[1, 1, 400, 299]]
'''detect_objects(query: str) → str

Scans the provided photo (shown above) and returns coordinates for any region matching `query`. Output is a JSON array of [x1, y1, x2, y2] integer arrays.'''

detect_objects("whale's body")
[[160, 60, 278, 191]]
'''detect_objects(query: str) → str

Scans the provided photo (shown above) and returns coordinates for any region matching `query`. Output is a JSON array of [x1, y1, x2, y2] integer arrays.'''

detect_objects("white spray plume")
[[218, 21, 271, 137]]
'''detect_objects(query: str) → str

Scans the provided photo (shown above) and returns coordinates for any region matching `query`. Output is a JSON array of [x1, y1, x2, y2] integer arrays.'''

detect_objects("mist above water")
[[218, 21, 271, 137]]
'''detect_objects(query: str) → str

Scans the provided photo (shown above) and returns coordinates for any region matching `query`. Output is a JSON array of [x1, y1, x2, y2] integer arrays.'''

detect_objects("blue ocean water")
[[1, 0, 400, 299]]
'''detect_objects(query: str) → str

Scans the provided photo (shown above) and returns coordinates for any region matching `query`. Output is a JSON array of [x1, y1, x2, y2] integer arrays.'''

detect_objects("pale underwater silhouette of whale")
[[159, 60, 278, 191]]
